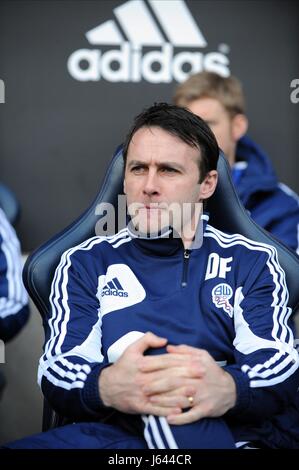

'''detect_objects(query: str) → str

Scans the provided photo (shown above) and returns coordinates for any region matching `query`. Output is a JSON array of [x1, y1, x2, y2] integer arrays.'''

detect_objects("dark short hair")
[[123, 102, 219, 181]]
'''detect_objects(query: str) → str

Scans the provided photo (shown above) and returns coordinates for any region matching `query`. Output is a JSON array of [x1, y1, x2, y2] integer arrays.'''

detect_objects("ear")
[[231, 114, 248, 141], [123, 179, 127, 194], [199, 170, 218, 201]]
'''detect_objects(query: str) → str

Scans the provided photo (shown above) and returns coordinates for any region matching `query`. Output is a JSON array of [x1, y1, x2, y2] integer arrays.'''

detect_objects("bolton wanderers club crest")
[[212, 283, 234, 317]]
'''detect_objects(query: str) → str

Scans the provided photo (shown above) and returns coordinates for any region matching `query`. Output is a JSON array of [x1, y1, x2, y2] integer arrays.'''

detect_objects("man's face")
[[187, 97, 237, 166], [124, 126, 216, 238]]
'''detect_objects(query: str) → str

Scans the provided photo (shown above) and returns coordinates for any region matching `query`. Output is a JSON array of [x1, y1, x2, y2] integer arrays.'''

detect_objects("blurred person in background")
[[174, 72, 299, 253], [0, 206, 29, 397], [0, 206, 29, 343]]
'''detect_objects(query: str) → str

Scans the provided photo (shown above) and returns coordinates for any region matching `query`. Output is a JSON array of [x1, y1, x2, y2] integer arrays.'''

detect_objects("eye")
[[131, 165, 147, 174], [160, 167, 179, 174], [205, 120, 217, 127]]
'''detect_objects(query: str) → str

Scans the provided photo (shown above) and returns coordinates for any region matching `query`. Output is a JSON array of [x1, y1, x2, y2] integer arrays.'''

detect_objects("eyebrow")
[[127, 160, 185, 171]]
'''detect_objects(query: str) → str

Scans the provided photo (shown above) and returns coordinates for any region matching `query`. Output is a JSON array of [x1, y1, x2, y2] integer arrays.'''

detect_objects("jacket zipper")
[[181, 249, 190, 287]]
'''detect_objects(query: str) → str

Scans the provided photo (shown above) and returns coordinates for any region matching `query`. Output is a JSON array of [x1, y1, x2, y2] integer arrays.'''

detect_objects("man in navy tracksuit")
[[7, 104, 299, 449], [174, 72, 299, 253]]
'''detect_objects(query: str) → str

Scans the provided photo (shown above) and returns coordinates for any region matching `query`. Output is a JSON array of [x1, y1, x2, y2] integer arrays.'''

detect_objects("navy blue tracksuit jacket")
[[33, 215, 299, 449]]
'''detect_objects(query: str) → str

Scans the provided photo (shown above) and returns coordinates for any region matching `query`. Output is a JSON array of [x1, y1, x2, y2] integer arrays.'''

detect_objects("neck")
[[178, 206, 203, 249]]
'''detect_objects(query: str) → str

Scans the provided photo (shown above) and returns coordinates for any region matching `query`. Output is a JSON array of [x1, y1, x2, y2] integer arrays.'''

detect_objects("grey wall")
[[0, 0, 298, 252]]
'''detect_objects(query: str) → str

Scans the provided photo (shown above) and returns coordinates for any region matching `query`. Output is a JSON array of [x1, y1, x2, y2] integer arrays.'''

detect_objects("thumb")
[[130, 332, 168, 354]]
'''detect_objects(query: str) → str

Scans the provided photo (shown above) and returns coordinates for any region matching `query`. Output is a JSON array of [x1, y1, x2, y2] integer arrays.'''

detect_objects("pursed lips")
[[127, 202, 168, 215], [140, 205, 167, 214]]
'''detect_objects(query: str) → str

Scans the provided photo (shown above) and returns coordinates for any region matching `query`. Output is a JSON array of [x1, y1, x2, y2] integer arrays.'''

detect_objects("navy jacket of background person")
[[233, 135, 299, 253]]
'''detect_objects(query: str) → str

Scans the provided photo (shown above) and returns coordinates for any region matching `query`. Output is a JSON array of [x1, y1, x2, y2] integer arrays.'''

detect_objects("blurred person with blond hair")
[[174, 72, 299, 253]]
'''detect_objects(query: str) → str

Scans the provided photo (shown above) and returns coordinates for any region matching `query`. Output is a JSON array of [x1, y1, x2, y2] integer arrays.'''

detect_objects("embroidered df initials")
[[205, 253, 233, 280]]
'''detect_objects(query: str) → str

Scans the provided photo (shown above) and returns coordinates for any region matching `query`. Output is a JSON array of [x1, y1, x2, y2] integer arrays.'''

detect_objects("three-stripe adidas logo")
[[67, 0, 230, 83], [102, 277, 129, 297]]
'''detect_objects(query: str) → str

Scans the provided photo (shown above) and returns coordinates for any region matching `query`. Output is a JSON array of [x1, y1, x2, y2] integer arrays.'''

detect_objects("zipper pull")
[[182, 250, 190, 287]]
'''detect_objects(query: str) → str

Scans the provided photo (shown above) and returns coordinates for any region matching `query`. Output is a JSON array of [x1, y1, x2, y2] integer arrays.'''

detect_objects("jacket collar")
[[234, 135, 278, 203], [128, 213, 209, 256]]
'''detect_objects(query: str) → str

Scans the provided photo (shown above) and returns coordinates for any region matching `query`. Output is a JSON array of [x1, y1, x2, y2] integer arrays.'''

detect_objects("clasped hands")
[[99, 332, 236, 425]]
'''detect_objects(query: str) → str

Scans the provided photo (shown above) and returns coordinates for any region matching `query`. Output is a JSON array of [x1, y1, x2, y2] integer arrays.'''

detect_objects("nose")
[[143, 169, 160, 197]]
